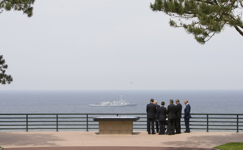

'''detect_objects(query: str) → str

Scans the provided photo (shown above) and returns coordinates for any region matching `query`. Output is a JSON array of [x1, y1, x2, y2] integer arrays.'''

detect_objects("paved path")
[[0, 131, 242, 149], [3, 146, 211, 150]]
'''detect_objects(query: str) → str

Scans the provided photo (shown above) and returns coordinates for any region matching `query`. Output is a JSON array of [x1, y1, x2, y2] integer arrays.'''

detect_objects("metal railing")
[[0, 113, 242, 132]]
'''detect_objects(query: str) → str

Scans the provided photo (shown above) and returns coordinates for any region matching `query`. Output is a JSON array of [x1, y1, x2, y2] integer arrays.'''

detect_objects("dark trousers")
[[167, 119, 175, 135], [175, 118, 181, 133], [147, 118, 155, 133], [184, 118, 190, 132], [154, 118, 159, 132], [159, 121, 165, 134]]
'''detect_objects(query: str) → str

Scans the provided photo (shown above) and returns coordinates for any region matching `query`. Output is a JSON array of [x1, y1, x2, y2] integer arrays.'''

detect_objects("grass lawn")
[[214, 142, 243, 150]]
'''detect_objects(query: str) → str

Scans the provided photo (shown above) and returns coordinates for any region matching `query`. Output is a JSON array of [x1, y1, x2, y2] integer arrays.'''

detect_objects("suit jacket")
[[166, 104, 176, 120], [184, 104, 191, 118], [146, 103, 156, 119], [157, 106, 166, 121], [155, 105, 160, 115], [176, 103, 182, 119]]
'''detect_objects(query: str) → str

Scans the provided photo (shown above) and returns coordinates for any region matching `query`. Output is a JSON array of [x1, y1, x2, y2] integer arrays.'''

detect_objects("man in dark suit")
[[166, 99, 176, 135], [175, 99, 182, 134], [184, 99, 191, 133], [154, 100, 160, 133], [157, 101, 166, 135], [146, 98, 156, 134]]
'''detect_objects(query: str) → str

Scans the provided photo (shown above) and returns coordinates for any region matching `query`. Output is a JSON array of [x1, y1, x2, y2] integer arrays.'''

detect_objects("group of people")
[[146, 98, 191, 135]]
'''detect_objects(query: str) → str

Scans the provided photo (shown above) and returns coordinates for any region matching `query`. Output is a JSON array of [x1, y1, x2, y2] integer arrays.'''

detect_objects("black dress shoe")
[[158, 133, 165, 135], [152, 133, 156, 134], [184, 131, 190, 133], [148, 132, 151, 134]]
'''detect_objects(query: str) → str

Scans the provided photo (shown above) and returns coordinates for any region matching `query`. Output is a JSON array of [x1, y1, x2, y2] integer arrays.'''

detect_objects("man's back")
[[146, 103, 156, 119], [157, 106, 166, 121], [176, 103, 182, 119], [167, 104, 176, 119], [155, 105, 160, 114]]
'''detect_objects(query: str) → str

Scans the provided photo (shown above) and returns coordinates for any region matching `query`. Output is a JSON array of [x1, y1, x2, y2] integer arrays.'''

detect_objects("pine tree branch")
[[151, 0, 242, 43], [229, 15, 243, 29], [213, 0, 218, 5], [234, 25, 243, 36], [194, 0, 215, 5], [205, 32, 216, 42], [170, 14, 195, 19], [205, 22, 226, 42]]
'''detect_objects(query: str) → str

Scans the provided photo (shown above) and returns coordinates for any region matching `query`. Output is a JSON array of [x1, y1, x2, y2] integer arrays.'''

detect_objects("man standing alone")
[[184, 99, 191, 133], [166, 99, 176, 135], [146, 98, 156, 134], [175, 99, 182, 134]]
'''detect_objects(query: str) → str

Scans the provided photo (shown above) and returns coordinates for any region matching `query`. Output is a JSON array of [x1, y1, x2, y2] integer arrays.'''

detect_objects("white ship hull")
[[126, 103, 137, 106], [89, 103, 137, 107], [89, 104, 127, 107], [89, 95, 137, 107]]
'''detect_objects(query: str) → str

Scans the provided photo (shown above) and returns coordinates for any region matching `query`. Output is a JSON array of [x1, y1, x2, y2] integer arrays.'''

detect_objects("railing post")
[[117, 114, 118, 117], [56, 114, 59, 132], [26, 114, 28, 132], [86, 114, 89, 132], [207, 114, 209, 132], [237, 115, 239, 133]]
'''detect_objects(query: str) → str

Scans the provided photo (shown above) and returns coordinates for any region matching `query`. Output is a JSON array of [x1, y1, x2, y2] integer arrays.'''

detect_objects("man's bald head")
[[154, 101, 157, 105]]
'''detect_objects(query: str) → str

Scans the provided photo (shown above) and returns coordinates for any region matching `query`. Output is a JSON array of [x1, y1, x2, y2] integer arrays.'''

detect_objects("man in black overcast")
[[166, 99, 176, 135], [154, 100, 160, 133], [157, 101, 166, 135], [146, 98, 156, 134], [175, 99, 182, 134]]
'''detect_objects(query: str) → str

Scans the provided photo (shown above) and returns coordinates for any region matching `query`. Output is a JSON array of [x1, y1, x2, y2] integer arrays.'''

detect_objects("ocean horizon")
[[1, 90, 243, 114]]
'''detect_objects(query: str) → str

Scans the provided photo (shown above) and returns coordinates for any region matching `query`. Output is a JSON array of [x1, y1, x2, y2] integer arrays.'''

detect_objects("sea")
[[0, 90, 243, 114]]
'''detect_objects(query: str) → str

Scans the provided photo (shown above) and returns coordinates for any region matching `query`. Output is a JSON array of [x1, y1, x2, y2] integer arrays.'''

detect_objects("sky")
[[0, 0, 242, 91]]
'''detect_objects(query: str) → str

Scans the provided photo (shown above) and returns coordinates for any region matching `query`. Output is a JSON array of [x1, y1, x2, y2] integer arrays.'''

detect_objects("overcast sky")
[[0, 0, 242, 91]]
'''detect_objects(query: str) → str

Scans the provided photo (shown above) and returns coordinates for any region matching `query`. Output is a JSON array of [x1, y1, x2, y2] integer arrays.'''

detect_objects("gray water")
[[0, 90, 243, 114]]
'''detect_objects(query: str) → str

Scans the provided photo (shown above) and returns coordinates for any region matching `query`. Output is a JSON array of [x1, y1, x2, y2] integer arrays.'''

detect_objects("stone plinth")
[[93, 117, 140, 134]]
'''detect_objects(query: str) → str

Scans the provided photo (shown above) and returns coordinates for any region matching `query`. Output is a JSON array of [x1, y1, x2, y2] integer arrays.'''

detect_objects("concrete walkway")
[[0, 131, 242, 149], [3, 146, 211, 150]]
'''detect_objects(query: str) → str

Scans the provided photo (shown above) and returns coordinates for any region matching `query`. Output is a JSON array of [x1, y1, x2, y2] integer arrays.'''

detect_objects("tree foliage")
[[0, 0, 35, 85], [0, 55, 13, 85], [150, 0, 243, 44], [0, 0, 35, 17]]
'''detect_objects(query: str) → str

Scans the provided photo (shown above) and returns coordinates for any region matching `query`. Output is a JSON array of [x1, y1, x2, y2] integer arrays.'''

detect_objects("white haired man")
[[184, 99, 191, 133]]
